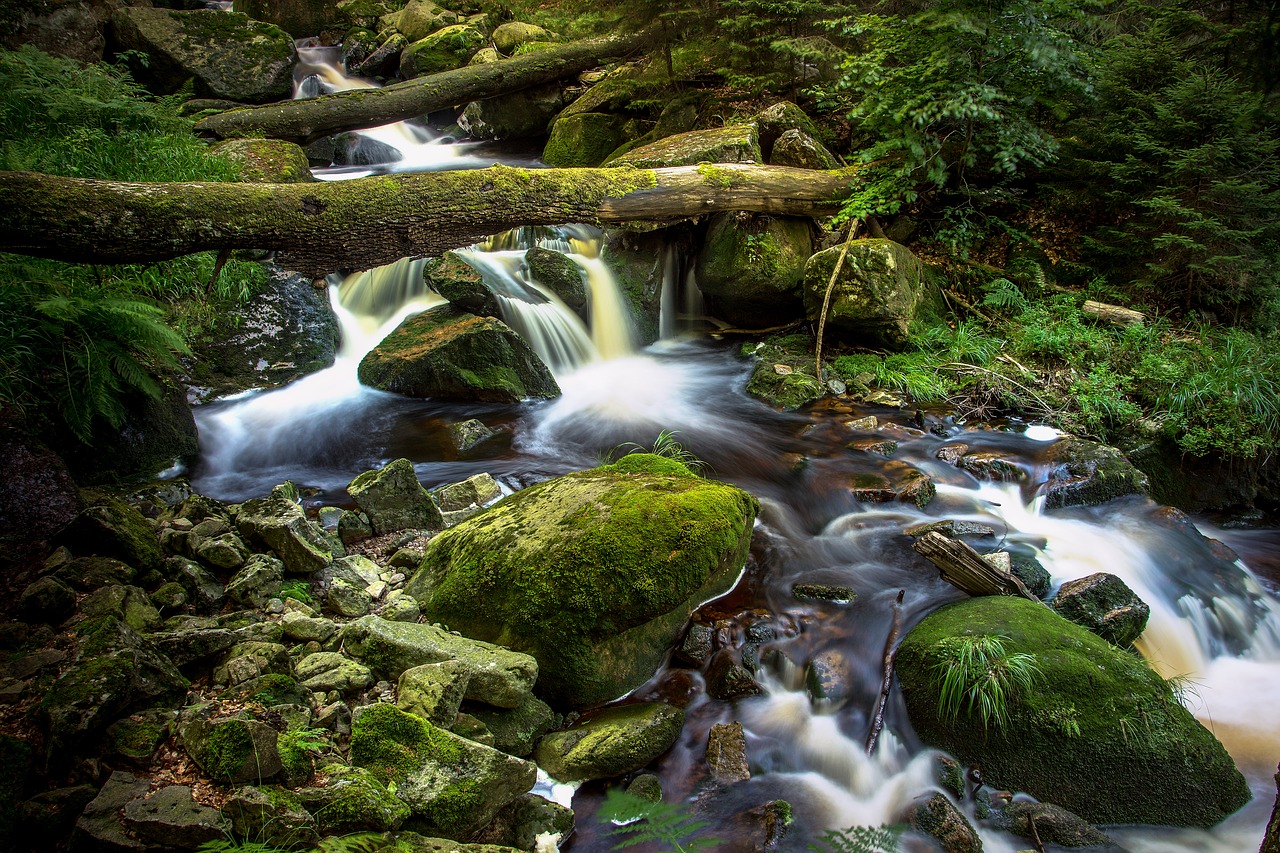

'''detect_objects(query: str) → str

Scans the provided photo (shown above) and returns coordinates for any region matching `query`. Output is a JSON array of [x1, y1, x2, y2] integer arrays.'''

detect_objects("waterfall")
[[659, 245, 705, 340]]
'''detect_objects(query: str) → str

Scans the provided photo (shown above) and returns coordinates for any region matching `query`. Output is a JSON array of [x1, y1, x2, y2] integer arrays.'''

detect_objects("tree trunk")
[[1082, 299, 1145, 327], [0, 163, 860, 277], [195, 30, 654, 144], [912, 531, 1039, 600]]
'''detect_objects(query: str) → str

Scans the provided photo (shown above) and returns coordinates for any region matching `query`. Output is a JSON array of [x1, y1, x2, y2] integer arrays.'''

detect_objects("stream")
[[190, 46, 1280, 852]]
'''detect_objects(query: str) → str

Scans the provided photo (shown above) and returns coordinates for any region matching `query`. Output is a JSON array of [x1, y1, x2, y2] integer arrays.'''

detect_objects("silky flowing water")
[[191, 50, 1280, 852]]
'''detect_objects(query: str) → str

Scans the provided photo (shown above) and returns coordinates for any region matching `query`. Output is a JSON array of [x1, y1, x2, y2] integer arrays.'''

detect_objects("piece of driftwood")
[[1083, 299, 1145, 327], [866, 588, 906, 755], [912, 531, 1038, 600]]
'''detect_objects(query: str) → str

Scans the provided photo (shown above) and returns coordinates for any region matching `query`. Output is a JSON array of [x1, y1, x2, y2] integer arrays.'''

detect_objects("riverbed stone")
[[109, 8, 296, 103], [350, 703, 537, 837], [1050, 572, 1150, 647], [802, 239, 939, 350], [359, 305, 561, 404], [121, 785, 228, 849], [406, 454, 758, 708], [472, 792, 574, 851], [526, 247, 588, 312], [995, 801, 1110, 848], [543, 112, 631, 168], [326, 577, 373, 618], [427, 252, 501, 318], [214, 641, 293, 686], [340, 615, 538, 708], [211, 138, 313, 182], [282, 610, 339, 644], [534, 702, 684, 782], [392, 0, 459, 42], [460, 82, 566, 140], [896, 595, 1250, 826], [902, 792, 980, 853], [348, 459, 444, 535], [448, 419, 498, 453], [695, 212, 812, 328], [236, 482, 333, 575], [1042, 436, 1149, 509], [225, 553, 285, 609], [223, 785, 320, 850], [706, 721, 750, 784], [610, 124, 762, 167], [233, 0, 343, 38], [491, 21, 554, 55], [467, 693, 559, 758]]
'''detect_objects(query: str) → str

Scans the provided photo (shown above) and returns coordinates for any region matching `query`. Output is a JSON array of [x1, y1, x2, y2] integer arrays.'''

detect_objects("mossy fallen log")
[[194, 30, 653, 144], [0, 163, 860, 277]]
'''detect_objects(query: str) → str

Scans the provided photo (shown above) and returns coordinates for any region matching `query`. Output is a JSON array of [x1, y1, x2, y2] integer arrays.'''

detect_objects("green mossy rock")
[[393, 0, 459, 42], [298, 764, 411, 834], [58, 494, 163, 573], [543, 112, 631, 168], [903, 791, 981, 853], [533, 702, 684, 782], [753, 101, 823, 159], [17, 576, 77, 624], [525, 247, 587, 311], [896, 596, 1250, 827], [180, 714, 283, 785], [1050, 572, 1150, 648], [405, 455, 759, 708], [397, 660, 470, 725], [601, 230, 664, 345], [233, 0, 343, 38], [770, 128, 839, 170], [802, 239, 939, 350], [109, 8, 296, 103], [211, 138, 313, 182], [236, 482, 333, 575], [224, 553, 285, 609], [348, 458, 444, 535], [1041, 437, 1150, 509], [297, 651, 374, 693], [741, 334, 826, 411], [340, 615, 539, 708], [695, 212, 812, 327], [473, 793, 573, 851], [467, 693, 560, 757], [359, 305, 560, 403], [400, 24, 485, 78], [351, 703, 537, 838], [460, 83, 566, 140], [491, 21, 554, 55], [223, 785, 320, 850], [609, 124, 762, 168], [78, 584, 162, 634], [427, 252, 501, 318]]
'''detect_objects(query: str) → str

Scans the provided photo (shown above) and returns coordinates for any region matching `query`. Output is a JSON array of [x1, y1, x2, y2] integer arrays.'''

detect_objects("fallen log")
[[865, 588, 905, 756], [911, 531, 1038, 600], [195, 29, 653, 144], [0, 163, 860, 278], [1082, 299, 1145, 327]]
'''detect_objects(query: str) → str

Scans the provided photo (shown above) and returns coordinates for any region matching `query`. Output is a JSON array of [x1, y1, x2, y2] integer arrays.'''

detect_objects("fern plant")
[[600, 788, 720, 853], [931, 634, 1042, 734], [808, 824, 903, 853]]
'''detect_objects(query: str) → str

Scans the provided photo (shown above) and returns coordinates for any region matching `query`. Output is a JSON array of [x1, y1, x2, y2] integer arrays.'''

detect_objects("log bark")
[[0, 163, 860, 278], [1082, 299, 1145, 327], [195, 30, 653, 144], [912, 531, 1038, 600]]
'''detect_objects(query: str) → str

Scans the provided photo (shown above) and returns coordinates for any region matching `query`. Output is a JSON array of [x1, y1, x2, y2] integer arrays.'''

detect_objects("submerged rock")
[[405, 454, 759, 707], [902, 792, 980, 853], [358, 305, 560, 403], [995, 801, 1111, 848], [896, 596, 1250, 826]]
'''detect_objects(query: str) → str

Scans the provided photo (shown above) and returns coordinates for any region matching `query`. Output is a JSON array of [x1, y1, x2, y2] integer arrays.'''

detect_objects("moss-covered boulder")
[[389, 0, 458, 42], [236, 482, 333, 574], [770, 128, 838, 170], [1041, 436, 1149, 509], [359, 305, 560, 403], [533, 702, 684, 782], [57, 493, 163, 573], [543, 112, 631, 168], [460, 82, 566, 140], [491, 21, 554, 55], [400, 24, 485, 77], [525, 247, 587, 312], [298, 764, 411, 834], [896, 596, 1250, 826], [609, 124, 762, 168], [340, 615, 539, 708], [78, 585, 162, 633], [468, 694, 560, 758], [348, 458, 444, 535], [405, 454, 759, 708], [109, 8, 296, 103], [232, 0, 343, 39], [426, 252, 501, 318], [741, 334, 826, 411], [224, 553, 285, 609], [351, 703, 537, 838], [753, 101, 822, 160], [1050, 572, 1150, 648], [180, 713, 283, 784], [211, 138, 313, 182], [601, 230, 665, 345], [695, 212, 812, 327], [802, 239, 939, 350], [902, 791, 981, 853], [397, 660, 470, 725], [224, 785, 320, 851]]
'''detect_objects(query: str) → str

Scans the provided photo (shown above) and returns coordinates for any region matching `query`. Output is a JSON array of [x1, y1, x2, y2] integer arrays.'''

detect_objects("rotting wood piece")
[[1083, 299, 1145, 327], [911, 531, 1038, 601], [0, 163, 862, 278], [195, 29, 655, 145]]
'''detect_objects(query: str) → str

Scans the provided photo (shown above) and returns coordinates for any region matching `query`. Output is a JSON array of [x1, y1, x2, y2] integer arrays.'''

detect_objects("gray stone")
[[319, 553, 382, 588], [180, 714, 282, 785], [460, 82, 566, 140], [78, 584, 162, 633], [472, 793, 574, 851], [380, 595, 421, 623], [805, 648, 855, 708], [904, 791, 981, 853], [1051, 572, 1150, 647], [167, 556, 226, 613], [526, 248, 587, 311], [326, 578, 373, 618], [341, 616, 537, 708], [997, 801, 1111, 847], [224, 554, 285, 609], [17, 577, 76, 624], [432, 473, 503, 512], [447, 418, 498, 453], [610, 125, 762, 168], [802, 239, 938, 350], [297, 652, 374, 693], [193, 531, 251, 571], [121, 785, 228, 849], [237, 483, 333, 574], [282, 611, 339, 644], [770, 128, 839, 170], [533, 702, 684, 782], [1043, 437, 1149, 509], [468, 693, 560, 758], [347, 459, 444, 535], [70, 771, 148, 853], [397, 660, 469, 725], [214, 642, 294, 686], [706, 721, 750, 784]]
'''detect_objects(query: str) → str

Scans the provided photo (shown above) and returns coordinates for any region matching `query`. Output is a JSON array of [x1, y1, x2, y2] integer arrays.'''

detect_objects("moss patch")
[[351, 703, 463, 784]]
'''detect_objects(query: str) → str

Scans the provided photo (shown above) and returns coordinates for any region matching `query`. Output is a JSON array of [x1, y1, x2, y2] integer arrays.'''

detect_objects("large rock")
[[236, 482, 333, 574], [109, 8, 296, 103], [802, 239, 939, 350], [467, 694, 559, 758], [1041, 436, 1149, 509], [1050, 572, 1150, 648], [41, 617, 188, 767], [542, 112, 630, 168], [179, 714, 283, 785], [340, 616, 538, 708], [460, 83, 567, 140], [70, 771, 149, 853], [391, 0, 458, 42], [211, 138, 313, 183], [896, 596, 1250, 826], [223, 785, 319, 850], [232, 0, 342, 38], [902, 792, 981, 853], [770, 128, 838, 170], [121, 785, 228, 850], [534, 702, 684, 782], [0, 0, 122, 64], [57, 494, 163, 573], [399, 24, 485, 78], [525, 248, 587, 313], [186, 266, 339, 402], [491, 21, 554, 55], [347, 458, 444, 535], [753, 101, 822, 160], [609, 125, 762, 168], [351, 703, 537, 838], [426, 252, 500, 318], [405, 454, 759, 708], [695, 212, 812, 327], [358, 305, 560, 403], [297, 764, 410, 834], [0, 422, 81, 569]]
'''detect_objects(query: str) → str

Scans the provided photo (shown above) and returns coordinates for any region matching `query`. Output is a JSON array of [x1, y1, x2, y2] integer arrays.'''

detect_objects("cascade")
[[187, 88, 1280, 852]]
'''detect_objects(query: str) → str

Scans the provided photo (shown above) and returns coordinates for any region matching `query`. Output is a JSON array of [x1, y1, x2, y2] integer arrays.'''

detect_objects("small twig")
[[938, 361, 1057, 416], [815, 222, 859, 380], [944, 288, 993, 322], [1028, 814, 1047, 853], [866, 588, 906, 755]]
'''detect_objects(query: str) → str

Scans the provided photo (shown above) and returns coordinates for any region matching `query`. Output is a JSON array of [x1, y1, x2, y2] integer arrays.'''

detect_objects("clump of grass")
[[931, 634, 1042, 734]]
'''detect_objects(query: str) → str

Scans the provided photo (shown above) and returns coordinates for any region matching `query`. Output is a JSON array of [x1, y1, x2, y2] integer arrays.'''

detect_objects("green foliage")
[[279, 580, 314, 605], [808, 824, 903, 853], [717, 0, 853, 96], [931, 634, 1043, 734], [613, 429, 710, 474], [980, 278, 1029, 314], [198, 834, 383, 853], [601, 787, 720, 852]]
